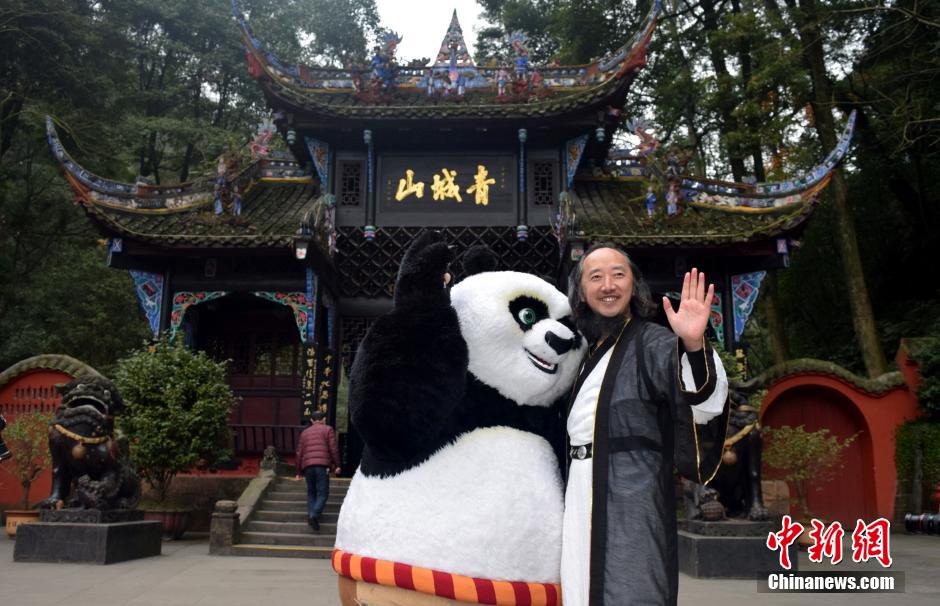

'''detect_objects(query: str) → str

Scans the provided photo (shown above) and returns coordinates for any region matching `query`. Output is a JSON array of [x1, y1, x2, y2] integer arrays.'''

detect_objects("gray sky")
[[375, 0, 485, 62]]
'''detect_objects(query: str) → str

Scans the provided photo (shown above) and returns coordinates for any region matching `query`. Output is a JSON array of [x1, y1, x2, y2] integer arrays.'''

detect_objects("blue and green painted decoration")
[[170, 291, 229, 339], [252, 291, 311, 343], [129, 270, 164, 337], [732, 271, 766, 342], [305, 137, 330, 190]]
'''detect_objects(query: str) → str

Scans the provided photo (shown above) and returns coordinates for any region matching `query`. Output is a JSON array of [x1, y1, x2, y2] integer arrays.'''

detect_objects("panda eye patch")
[[508, 295, 549, 331]]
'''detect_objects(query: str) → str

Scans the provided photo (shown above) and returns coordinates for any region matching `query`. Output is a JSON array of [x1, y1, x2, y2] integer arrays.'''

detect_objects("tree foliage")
[[476, 0, 940, 375], [0, 1, 936, 376], [912, 331, 940, 421], [0, 411, 53, 509], [0, 0, 379, 371], [895, 420, 940, 512], [114, 336, 236, 503]]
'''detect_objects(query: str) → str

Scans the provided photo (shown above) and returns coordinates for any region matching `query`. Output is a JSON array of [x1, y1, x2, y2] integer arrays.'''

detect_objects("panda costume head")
[[451, 270, 581, 407], [335, 233, 584, 603]]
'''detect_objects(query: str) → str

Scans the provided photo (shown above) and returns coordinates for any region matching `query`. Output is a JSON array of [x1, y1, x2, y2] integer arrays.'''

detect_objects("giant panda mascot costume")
[[334, 231, 584, 606]]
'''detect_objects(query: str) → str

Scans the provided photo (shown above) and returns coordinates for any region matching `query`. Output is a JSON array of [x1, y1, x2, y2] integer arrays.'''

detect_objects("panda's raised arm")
[[348, 231, 469, 467], [393, 230, 452, 311]]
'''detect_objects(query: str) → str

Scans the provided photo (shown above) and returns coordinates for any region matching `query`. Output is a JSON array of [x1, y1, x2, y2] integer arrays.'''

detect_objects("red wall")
[[760, 370, 920, 523], [0, 369, 72, 508]]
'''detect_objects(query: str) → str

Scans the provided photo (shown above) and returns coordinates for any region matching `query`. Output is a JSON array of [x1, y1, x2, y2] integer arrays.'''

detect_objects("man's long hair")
[[567, 242, 656, 342]]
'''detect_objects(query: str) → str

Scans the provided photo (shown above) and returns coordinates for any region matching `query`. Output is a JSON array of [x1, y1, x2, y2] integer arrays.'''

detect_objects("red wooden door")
[[762, 385, 875, 525]]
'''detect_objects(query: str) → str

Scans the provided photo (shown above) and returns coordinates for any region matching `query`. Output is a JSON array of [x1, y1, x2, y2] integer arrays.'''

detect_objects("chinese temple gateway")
[[47, 0, 855, 470]]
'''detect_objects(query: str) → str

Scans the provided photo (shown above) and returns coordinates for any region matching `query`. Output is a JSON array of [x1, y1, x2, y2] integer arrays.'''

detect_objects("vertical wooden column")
[[364, 129, 376, 234], [518, 128, 527, 229], [721, 267, 735, 353]]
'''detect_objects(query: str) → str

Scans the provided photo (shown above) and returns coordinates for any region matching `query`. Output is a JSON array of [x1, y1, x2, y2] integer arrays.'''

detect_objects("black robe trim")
[[567, 331, 620, 416], [563, 324, 624, 485], [587, 319, 638, 606]]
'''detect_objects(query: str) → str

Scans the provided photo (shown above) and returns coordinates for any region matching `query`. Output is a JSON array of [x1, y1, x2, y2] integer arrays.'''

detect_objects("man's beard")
[[575, 304, 630, 344]]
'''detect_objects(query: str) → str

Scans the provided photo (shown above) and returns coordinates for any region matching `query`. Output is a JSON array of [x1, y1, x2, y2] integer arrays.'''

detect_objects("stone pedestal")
[[14, 515, 162, 564], [209, 500, 240, 555], [39, 509, 143, 524], [678, 520, 798, 578]]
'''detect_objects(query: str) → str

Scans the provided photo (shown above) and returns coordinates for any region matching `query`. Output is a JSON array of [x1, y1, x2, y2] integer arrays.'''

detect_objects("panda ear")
[[458, 246, 498, 277]]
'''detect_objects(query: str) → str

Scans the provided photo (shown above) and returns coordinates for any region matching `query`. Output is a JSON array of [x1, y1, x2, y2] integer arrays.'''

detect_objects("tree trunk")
[[180, 142, 195, 182], [0, 95, 24, 160], [730, 0, 768, 182], [792, 0, 886, 377], [663, 11, 706, 175], [701, 0, 747, 182], [764, 271, 789, 365]]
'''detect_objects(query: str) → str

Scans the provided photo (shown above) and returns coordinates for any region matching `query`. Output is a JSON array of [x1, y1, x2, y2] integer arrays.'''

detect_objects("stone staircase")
[[229, 475, 349, 559]]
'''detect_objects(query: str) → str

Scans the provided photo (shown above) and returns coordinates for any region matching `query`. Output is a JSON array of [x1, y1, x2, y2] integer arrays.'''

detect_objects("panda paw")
[[394, 230, 453, 309]]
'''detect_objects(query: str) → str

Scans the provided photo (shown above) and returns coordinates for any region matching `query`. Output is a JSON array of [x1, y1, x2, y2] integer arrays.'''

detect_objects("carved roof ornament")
[[432, 10, 475, 71], [230, 0, 662, 118]]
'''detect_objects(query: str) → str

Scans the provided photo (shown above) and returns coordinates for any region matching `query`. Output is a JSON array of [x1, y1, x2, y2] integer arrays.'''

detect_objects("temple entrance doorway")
[[192, 293, 303, 457]]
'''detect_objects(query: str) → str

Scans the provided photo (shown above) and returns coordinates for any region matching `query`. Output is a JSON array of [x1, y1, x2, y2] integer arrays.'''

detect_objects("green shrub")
[[1, 411, 53, 509], [115, 336, 235, 503], [763, 424, 857, 518]]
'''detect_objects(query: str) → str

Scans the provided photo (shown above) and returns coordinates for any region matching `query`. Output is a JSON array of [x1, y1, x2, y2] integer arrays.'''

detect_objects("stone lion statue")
[[38, 374, 140, 510]]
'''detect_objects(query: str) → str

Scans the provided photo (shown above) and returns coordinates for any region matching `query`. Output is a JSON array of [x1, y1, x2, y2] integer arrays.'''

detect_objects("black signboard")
[[377, 154, 517, 226]]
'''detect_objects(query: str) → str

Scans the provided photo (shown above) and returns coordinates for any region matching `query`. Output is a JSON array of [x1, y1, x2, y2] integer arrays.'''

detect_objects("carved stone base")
[[13, 520, 162, 564], [680, 519, 774, 537], [39, 509, 143, 524], [678, 529, 798, 578]]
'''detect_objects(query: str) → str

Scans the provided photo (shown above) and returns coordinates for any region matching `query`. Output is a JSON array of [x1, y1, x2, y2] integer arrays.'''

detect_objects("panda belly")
[[335, 425, 564, 583]]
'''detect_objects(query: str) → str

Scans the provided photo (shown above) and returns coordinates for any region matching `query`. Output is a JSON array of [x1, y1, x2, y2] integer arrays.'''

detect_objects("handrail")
[[231, 424, 302, 455]]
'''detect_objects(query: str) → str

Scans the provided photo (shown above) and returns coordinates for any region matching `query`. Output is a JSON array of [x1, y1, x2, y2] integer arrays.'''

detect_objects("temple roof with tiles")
[[231, 0, 659, 126]]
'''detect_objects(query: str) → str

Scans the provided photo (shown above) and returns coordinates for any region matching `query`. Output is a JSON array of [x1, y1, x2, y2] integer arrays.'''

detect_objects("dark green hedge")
[[912, 335, 940, 420], [895, 421, 940, 511]]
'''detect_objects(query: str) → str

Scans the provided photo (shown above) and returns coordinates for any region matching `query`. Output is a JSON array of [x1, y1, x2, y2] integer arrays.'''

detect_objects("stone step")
[[229, 544, 334, 559], [264, 490, 346, 503], [240, 530, 336, 547], [259, 500, 343, 513], [270, 486, 349, 498], [244, 520, 338, 534], [254, 510, 339, 524], [274, 478, 350, 492]]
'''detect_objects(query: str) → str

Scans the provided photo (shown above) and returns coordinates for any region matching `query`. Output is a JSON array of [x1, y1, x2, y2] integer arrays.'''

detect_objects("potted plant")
[[763, 424, 857, 544], [1, 411, 53, 538], [115, 336, 235, 539]]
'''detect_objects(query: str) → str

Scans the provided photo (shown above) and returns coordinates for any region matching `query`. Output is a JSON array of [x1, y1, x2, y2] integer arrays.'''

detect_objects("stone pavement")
[[1, 532, 938, 605]]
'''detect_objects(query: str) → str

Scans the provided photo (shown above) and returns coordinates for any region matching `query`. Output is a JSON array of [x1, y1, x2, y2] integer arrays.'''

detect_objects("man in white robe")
[[561, 244, 728, 606]]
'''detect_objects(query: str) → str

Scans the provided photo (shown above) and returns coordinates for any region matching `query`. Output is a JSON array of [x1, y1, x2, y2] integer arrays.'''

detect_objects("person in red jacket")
[[295, 411, 341, 530]]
